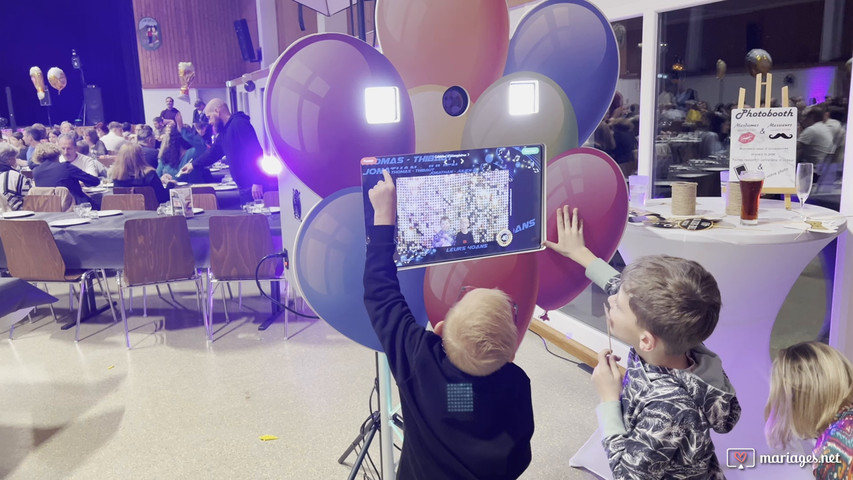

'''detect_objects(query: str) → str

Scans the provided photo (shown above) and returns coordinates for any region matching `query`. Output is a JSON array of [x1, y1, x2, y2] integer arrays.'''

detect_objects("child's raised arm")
[[368, 169, 396, 226], [544, 206, 597, 268]]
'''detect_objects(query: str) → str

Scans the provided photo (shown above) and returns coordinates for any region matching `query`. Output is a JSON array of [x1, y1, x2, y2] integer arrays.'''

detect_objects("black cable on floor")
[[255, 252, 319, 319], [529, 330, 582, 365]]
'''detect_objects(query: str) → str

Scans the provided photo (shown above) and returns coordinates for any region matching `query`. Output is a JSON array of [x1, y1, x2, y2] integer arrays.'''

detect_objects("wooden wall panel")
[[276, 0, 318, 55], [133, 0, 258, 88]]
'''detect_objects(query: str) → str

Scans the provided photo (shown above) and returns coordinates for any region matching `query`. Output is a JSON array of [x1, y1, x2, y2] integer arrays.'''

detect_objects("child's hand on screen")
[[543, 206, 597, 268], [368, 169, 396, 226]]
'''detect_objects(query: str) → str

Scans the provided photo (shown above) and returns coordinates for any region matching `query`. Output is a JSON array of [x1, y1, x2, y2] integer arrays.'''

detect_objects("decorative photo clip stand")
[[737, 73, 796, 210]]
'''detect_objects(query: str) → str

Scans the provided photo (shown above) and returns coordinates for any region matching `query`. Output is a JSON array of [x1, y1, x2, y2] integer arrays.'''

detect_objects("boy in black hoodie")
[[363, 170, 534, 480], [546, 206, 741, 479]]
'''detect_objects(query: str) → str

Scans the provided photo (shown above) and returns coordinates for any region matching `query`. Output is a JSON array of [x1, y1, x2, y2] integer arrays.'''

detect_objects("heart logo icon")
[[734, 452, 748, 464]]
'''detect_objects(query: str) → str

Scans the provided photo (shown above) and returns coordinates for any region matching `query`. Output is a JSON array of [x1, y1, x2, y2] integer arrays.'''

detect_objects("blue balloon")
[[505, 0, 619, 145], [293, 187, 428, 351]]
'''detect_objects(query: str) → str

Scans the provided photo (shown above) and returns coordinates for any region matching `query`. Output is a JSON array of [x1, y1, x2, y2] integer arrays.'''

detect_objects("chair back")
[[209, 215, 276, 281], [191, 186, 216, 196], [114, 186, 158, 210], [102, 194, 145, 211], [192, 193, 218, 211], [23, 195, 62, 212], [0, 220, 67, 281], [262, 191, 280, 207], [28, 186, 74, 211], [123, 216, 196, 286]]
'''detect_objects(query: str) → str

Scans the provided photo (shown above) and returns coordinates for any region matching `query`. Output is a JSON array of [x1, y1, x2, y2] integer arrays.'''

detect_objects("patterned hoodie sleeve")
[[603, 398, 708, 479]]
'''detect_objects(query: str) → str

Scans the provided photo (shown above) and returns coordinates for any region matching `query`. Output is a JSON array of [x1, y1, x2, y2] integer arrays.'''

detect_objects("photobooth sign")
[[729, 107, 797, 189]]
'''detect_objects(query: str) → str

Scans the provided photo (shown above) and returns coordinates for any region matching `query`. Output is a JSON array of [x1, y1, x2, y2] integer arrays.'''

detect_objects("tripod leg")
[[346, 417, 380, 480], [338, 412, 376, 465]]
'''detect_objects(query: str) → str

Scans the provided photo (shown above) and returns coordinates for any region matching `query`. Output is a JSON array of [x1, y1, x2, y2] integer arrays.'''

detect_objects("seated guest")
[[31, 142, 99, 206], [59, 121, 74, 135], [194, 121, 212, 147], [157, 125, 208, 182], [23, 126, 46, 169], [151, 116, 165, 143], [48, 128, 61, 144], [84, 129, 108, 158], [94, 122, 109, 138], [0, 143, 31, 210], [136, 126, 159, 168], [100, 121, 127, 153], [121, 122, 133, 141], [59, 133, 107, 178], [112, 143, 170, 204]]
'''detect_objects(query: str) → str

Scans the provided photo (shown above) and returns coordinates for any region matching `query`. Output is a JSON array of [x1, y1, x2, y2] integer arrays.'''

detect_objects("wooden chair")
[[0, 220, 117, 340], [101, 194, 145, 211], [191, 186, 216, 196], [118, 216, 205, 348], [23, 195, 62, 212], [113, 186, 158, 210], [27, 186, 75, 212], [263, 191, 280, 207], [207, 215, 281, 340], [192, 193, 218, 211]]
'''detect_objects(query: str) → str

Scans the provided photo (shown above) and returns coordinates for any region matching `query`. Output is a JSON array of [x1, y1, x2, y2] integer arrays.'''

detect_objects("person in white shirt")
[[58, 133, 107, 178], [798, 107, 834, 165], [100, 121, 127, 153]]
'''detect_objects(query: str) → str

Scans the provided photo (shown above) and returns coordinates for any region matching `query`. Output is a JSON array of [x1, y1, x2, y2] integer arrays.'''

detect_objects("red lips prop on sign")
[[738, 132, 755, 144]]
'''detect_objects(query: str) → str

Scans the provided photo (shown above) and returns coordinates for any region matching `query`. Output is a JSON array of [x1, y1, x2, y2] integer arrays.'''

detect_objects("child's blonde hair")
[[442, 288, 517, 377], [764, 341, 853, 448]]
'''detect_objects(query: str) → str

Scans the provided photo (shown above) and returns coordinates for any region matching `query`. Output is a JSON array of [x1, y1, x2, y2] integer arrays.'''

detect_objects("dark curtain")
[[0, 0, 143, 127]]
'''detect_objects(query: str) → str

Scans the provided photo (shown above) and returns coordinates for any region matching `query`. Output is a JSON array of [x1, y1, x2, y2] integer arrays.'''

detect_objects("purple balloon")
[[505, 0, 619, 145], [293, 188, 428, 352], [265, 34, 415, 198]]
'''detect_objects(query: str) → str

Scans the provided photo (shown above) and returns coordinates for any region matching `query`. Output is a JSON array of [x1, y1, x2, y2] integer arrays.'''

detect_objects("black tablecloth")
[[0, 278, 58, 318], [0, 211, 282, 270]]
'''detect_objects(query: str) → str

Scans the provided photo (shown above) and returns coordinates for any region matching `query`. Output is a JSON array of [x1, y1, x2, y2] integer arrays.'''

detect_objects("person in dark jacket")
[[363, 170, 534, 480], [32, 142, 99, 207], [178, 98, 271, 203], [111, 143, 170, 204]]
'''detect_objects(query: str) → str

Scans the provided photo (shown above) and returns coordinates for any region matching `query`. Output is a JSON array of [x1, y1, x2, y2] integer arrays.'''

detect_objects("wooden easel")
[[737, 73, 795, 210]]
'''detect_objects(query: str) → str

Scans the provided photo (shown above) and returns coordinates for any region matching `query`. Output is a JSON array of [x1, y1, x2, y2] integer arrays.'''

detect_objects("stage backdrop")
[[0, 0, 144, 126]]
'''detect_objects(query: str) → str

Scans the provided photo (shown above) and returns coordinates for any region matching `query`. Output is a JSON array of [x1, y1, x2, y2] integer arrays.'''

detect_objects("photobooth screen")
[[361, 145, 545, 269]]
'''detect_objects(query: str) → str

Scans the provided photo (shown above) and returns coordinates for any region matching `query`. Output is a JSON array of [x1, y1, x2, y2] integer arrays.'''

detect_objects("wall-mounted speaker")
[[234, 19, 261, 63]]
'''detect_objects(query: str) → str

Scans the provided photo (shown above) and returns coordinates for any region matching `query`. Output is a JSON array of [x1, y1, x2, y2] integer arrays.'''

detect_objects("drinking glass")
[[78, 202, 92, 217], [738, 171, 764, 226], [795, 163, 813, 215]]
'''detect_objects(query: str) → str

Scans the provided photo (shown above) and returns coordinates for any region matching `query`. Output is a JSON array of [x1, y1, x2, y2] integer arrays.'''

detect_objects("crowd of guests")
[[0, 97, 224, 211], [591, 85, 848, 186]]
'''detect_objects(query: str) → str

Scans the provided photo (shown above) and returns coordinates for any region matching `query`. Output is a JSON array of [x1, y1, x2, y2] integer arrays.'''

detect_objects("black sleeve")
[[192, 138, 223, 168], [68, 163, 100, 186], [146, 171, 170, 204], [363, 225, 431, 379]]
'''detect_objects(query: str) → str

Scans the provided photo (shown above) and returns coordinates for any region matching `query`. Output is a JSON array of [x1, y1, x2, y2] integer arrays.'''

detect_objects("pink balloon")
[[536, 148, 628, 311], [423, 254, 538, 348], [376, 0, 509, 103], [265, 33, 415, 198]]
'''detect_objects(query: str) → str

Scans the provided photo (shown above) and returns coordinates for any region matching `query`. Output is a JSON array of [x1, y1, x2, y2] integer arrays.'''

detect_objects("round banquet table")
[[571, 197, 846, 479]]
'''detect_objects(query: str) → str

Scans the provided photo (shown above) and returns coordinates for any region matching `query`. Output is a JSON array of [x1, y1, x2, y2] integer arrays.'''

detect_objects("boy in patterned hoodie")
[[546, 206, 741, 479]]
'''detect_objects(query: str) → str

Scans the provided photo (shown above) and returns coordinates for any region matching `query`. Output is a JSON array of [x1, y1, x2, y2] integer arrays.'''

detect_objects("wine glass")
[[795, 163, 813, 215], [78, 202, 92, 218]]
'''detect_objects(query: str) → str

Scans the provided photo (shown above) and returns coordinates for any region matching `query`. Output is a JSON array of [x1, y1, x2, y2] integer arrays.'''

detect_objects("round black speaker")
[[442, 86, 469, 117]]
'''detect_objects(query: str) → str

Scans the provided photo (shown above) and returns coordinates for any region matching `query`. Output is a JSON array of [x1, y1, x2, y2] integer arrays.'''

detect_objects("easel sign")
[[731, 73, 797, 209]]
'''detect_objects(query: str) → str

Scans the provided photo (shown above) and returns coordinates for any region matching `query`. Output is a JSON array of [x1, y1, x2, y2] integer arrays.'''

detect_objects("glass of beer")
[[738, 170, 765, 225]]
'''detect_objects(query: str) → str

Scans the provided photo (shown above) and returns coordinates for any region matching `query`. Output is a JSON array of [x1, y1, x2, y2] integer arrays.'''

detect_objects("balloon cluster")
[[271, 0, 627, 351], [29, 66, 67, 100]]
